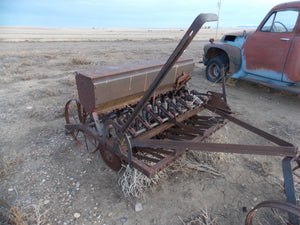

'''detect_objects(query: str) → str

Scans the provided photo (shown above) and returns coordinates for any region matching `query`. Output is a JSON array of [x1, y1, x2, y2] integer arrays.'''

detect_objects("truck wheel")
[[206, 57, 228, 82]]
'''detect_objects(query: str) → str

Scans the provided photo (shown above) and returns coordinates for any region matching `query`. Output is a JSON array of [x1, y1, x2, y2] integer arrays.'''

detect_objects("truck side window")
[[261, 10, 299, 33], [261, 13, 275, 32]]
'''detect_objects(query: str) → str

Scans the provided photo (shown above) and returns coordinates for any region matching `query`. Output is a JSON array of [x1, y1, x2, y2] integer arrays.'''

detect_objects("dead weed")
[[21, 60, 35, 66], [0, 154, 24, 178], [118, 165, 166, 199], [71, 57, 92, 65], [9, 206, 26, 225], [29, 88, 61, 99], [61, 76, 75, 86], [178, 208, 218, 225], [20, 74, 49, 81], [3, 200, 49, 225], [168, 152, 222, 178]]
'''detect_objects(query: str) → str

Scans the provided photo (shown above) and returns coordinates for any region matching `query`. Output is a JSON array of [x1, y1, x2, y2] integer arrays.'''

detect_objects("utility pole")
[[216, 0, 221, 39]]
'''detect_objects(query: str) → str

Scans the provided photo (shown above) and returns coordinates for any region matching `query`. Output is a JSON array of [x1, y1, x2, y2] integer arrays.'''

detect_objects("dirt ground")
[[0, 36, 300, 225]]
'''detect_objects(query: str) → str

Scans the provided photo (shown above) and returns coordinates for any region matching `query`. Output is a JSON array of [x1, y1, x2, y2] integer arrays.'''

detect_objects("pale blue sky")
[[0, 0, 290, 28]]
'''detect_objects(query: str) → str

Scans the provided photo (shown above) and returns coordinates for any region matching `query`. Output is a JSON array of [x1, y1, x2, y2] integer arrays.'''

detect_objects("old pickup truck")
[[203, 1, 300, 94]]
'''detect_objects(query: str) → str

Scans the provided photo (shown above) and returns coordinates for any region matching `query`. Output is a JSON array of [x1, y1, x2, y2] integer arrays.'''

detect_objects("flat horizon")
[[0, 26, 250, 42]]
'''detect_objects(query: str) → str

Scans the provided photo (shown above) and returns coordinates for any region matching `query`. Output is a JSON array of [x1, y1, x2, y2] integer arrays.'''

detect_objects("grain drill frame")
[[65, 14, 300, 224]]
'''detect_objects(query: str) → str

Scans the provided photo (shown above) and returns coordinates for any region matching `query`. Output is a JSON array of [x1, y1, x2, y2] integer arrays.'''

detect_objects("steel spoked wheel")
[[65, 99, 100, 151], [205, 56, 228, 83], [245, 200, 300, 225], [65, 99, 87, 147]]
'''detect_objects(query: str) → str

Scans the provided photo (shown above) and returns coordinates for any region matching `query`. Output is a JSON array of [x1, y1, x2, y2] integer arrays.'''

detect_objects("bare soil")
[[0, 38, 300, 225]]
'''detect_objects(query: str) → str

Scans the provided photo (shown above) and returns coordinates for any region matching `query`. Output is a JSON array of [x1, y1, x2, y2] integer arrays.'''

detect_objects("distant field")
[[0, 26, 245, 42]]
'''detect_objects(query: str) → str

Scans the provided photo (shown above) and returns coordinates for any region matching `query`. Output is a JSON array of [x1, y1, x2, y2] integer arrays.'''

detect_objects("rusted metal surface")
[[65, 13, 300, 223], [76, 57, 194, 113], [132, 139, 297, 157], [243, 1, 300, 83]]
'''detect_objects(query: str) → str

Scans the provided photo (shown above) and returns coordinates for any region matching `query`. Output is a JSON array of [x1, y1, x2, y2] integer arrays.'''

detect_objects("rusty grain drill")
[[65, 14, 300, 224]]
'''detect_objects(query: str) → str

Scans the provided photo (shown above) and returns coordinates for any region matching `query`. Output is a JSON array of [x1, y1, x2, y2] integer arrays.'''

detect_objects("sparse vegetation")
[[179, 208, 218, 225], [118, 152, 221, 200], [0, 154, 23, 178], [118, 165, 166, 199], [0, 37, 299, 225], [71, 57, 92, 65], [21, 60, 35, 66], [167, 152, 222, 178], [9, 206, 26, 225], [61, 77, 75, 86], [1, 201, 50, 225]]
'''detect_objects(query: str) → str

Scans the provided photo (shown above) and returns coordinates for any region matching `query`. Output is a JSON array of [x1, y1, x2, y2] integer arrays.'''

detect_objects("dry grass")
[[28, 105, 64, 120], [178, 208, 218, 225], [118, 151, 221, 200], [0, 199, 26, 225], [118, 165, 166, 199], [29, 88, 61, 99], [9, 206, 26, 225], [71, 57, 92, 65], [21, 60, 35, 66], [0, 154, 24, 178], [168, 152, 222, 177], [7, 200, 49, 225], [225, 77, 238, 87], [27, 200, 49, 225], [20, 74, 49, 81], [61, 76, 76, 86], [293, 169, 300, 204]]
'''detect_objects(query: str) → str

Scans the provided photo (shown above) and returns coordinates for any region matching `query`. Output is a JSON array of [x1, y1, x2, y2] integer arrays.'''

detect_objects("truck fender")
[[204, 43, 242, 75]]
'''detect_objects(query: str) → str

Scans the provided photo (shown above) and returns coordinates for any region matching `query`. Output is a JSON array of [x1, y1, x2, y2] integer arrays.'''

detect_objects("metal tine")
[[168, 127, 199, 136], [145, 106, 164, 124], [162, 129, 197, 140], [167, 99, 183, 114], [155, 101, 174, 119], [146, 147, 174, 156], [133, 153, 160, 163], [118, 116, 137, 137], [173, 121, 204, 134], [192, 115, 222, 121], [188, 116, 220, 125], [185, 119, 216, 129], [135, 147, 165, 159], [136, 115, 152, 130], [176, 96, 191, 110]]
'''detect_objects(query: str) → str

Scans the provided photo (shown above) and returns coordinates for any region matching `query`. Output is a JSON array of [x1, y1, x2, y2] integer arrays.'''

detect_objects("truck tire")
[[206, 56, 228, 82]]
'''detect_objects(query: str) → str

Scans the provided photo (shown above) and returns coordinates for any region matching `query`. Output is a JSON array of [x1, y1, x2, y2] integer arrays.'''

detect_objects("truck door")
[[242, 10, 298, 81]]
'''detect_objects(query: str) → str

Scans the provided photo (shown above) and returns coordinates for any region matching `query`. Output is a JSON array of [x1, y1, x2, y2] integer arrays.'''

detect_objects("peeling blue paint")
[[204, 31, 299, 92], [282, 73, 294, 83], [237, 73, 296, 87], [224, 36, 247, 48], [222, 35, 293, 83], [231, 49, 294, 84]]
